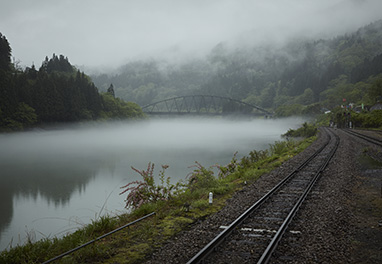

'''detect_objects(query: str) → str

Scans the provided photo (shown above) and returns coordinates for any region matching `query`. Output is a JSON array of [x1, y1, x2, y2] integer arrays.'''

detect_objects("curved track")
[[187, 128, 340, 263], [342, 129, 382, 147]]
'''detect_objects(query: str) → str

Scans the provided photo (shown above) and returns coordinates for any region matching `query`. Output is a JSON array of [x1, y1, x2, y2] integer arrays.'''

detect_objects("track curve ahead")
[[187, 128, 339, 263], [342, 129, 382, 147]]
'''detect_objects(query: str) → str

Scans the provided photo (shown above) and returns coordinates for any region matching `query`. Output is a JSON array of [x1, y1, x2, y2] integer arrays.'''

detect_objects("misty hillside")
[[91, 19, 382, 113]]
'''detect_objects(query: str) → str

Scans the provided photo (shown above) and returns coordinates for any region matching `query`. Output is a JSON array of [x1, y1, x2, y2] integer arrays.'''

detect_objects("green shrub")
[[352, 110, 382, 128], [84, 215, 118, 237], [283, 122, 317, 138], [269, 140, 295, 155], [120, 163, 182, 209], [186, 162, 217, 190], [191, 199, 210, 210]]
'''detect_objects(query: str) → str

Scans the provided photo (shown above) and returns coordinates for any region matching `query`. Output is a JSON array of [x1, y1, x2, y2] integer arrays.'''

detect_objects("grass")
[[0, 135, 317, 264]]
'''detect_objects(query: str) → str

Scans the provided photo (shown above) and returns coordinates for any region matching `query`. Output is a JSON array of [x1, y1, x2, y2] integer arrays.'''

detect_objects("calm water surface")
[[0, 117, 305, 251]]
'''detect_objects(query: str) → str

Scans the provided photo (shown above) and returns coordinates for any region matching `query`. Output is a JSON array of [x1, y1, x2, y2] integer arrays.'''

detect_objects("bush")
[[120, 163, 181, 209], [283, 122, 317, 138], [352, 110, 382, 128], [214, 151, 239, 178], [269, 140, 296, 155], [186, 162, 217, 191]]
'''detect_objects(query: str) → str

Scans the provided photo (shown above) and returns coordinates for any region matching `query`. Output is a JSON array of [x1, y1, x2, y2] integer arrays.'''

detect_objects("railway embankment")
[[272, 128, 382, 263], [145, 128, 382, 263]]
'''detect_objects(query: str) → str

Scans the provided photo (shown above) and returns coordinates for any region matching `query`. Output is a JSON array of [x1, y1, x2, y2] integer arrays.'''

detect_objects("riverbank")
[[0, 117, 306, 252], [0, 136, 315, 263]]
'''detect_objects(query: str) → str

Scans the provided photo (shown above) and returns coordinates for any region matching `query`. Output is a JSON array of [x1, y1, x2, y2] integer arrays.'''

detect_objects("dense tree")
[[367, 77, 382, 103], [43, 54, 74, 73], [351, 53, 382, 82], [0, 33, 11, 72], [91, 19, 382, 113], [107, 83, 115, 97], [0, 35, 144, 131]]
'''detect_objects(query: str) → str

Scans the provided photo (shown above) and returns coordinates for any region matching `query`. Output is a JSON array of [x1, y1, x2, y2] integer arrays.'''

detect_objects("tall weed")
[[186, 161, 216, 190], [214, 151, 239, 178], [269, 140, 295, 156], [120, 163, 181, 209]]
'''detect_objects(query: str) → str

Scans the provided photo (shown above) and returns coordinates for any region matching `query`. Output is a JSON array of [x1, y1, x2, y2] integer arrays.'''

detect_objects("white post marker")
[[209, 192, 213, 205]]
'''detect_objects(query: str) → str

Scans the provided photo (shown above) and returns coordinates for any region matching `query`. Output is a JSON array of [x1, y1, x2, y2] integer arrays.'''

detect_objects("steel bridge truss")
[[141, 95, 272, 116]]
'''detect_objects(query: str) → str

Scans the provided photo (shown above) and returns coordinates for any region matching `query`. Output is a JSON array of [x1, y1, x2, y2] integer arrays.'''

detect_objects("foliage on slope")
[[92, 20, 382, 117]]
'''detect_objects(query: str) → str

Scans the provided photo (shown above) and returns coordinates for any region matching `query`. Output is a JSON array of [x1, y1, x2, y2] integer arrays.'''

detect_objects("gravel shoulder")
[[144, 128, 382, 263]]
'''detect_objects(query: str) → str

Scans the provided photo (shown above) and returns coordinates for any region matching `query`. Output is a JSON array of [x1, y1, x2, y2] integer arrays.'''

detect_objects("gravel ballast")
[[144, 128, 382, 263]]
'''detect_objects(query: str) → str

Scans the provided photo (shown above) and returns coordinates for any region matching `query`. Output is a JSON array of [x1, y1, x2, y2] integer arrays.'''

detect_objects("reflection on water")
[[0, 117, 305, 250]]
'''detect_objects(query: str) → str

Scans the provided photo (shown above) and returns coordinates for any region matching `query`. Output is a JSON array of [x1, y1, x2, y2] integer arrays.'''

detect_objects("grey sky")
[[1, 0, 381, 68]]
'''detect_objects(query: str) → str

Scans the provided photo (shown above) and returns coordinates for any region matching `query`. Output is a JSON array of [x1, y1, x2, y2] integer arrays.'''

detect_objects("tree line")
[[0, 33, 144, 132]]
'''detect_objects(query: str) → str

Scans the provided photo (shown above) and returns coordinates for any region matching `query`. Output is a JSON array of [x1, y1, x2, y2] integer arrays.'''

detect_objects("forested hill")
[[92, 20, 382, 116], [0, 33, 144, 132], [2, 20, 382, 132]]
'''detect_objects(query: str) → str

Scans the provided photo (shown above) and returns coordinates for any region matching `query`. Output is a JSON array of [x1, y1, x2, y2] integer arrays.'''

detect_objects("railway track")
[[342, 129, 382, 147], [187, 128, 340, 263]]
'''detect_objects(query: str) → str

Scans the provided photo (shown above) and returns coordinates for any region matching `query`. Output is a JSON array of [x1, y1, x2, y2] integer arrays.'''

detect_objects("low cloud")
[[1, 0, 381, 67]]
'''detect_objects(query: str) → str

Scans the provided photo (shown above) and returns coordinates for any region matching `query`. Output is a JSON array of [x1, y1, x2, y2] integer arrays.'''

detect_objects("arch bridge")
[[141, 95, 273, 117]]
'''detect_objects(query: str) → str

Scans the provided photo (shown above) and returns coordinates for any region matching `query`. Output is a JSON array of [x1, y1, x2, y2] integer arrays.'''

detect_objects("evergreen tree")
[[107, 83, 115, 98], [0, 32, 17, 125], [0, 33, 11, 71], [44, 54, 74, 74]]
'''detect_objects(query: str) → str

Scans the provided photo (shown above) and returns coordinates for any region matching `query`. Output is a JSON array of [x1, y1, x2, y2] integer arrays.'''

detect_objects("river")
[[0, 117, 305, 251]]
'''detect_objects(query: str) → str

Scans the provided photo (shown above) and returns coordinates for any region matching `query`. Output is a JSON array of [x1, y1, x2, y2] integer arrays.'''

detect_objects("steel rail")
[[343, 129, 382, 147], [257, 129, 340, 263], [187, 128, 333, 264], [42, 212, 155, 264]]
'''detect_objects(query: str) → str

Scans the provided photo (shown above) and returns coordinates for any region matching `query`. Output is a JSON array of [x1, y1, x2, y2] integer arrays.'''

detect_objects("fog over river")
[[0, 117, 305, 251]]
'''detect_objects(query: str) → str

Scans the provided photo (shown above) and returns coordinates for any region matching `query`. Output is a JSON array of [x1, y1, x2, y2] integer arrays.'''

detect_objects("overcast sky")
[[1, 0, 381, 68]]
